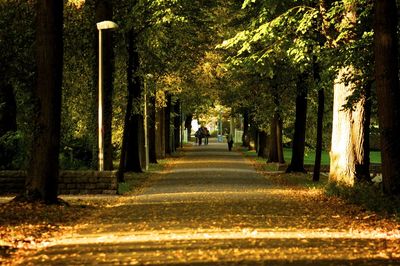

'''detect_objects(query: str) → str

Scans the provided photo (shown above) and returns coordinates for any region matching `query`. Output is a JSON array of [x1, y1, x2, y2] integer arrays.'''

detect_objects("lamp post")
[[97, 20, 118, 171]]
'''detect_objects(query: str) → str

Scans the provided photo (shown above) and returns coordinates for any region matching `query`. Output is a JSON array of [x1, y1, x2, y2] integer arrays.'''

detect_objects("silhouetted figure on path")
[[227, 134, 234, 151]]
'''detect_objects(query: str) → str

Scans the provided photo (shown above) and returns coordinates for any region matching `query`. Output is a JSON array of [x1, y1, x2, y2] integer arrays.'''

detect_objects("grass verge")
[[117, 157, 177, 195], [243, 147, 398, 218], [326, 182, 400, 216]]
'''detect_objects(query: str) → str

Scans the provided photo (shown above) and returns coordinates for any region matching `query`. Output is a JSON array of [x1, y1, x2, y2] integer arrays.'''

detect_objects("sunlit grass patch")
[[118, 170, 154, 195], [118, 159, 172, 195], [262, 172, 328, 190], [244, 148, 382, 165], [326, 182, 400, 216]]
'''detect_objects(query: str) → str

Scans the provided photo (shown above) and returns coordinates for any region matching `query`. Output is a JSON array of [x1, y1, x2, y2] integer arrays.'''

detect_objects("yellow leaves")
[[67, 0, 85, 9]]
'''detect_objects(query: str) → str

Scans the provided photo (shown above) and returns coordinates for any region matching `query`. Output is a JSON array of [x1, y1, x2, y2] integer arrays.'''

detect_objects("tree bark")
[[313, 61, 325, 181], [287, 74, 308, 173], [268, 112, 285, 163], [328, 2, 370, 186], [123, 30, 142, 173], [242, 109, 250, 147], [148, 94, 157, 164], [156, 106, 166, 159], [23, 0, 63, 203], [276, 113, 285, 164], [95, 0, 114, 170], [374, 0, 400, 195], [117, 30, 135, 180], [257, 130, 268, 158], [174, 99, 181, 150], [329, 67, 369, 185], [165, 93, 172, 155]]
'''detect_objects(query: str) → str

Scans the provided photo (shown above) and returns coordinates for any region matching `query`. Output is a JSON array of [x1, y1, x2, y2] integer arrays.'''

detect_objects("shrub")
[[0, 131, 27, 170]]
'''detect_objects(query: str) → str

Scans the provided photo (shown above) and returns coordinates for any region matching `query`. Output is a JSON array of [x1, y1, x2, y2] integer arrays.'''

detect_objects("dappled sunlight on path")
[[14, 143, 400, 265]]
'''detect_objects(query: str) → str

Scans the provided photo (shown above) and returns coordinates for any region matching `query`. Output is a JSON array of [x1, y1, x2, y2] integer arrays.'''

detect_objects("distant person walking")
[[203, 127, 210, 145], [195, 128, 203, 145], [227, 133, 234, 151]]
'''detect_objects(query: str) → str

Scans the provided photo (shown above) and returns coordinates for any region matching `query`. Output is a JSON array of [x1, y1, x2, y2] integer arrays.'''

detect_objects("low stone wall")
[[0, 170, 117, 195]]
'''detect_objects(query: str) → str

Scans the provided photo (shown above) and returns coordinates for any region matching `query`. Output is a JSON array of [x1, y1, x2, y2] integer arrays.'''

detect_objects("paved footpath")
[[19, 142, 400, 265]]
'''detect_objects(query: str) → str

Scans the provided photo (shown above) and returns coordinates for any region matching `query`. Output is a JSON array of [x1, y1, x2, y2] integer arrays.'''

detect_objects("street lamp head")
[[97, 20, 118, 30]]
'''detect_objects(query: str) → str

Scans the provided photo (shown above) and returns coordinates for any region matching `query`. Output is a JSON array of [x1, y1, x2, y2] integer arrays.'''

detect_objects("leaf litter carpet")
[[2, 142, 400, 265]]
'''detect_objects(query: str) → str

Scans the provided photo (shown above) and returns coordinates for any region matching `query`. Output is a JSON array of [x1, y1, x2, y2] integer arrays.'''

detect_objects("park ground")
[[0, 141, 400, 265]]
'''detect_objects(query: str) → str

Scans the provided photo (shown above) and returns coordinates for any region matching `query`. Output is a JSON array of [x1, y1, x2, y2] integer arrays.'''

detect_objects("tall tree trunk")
[[268, 112, 285, 163], [242, 109, 250, 147], [140, 110, 146, 169], [329, 67, 369, 185], [328, 2, 369, 186], [118, 31, 134, 180], [258, 130, 268, 158], [95, 0, 114, 170], [124, 30, 142, 172], [156, 107, 166, 159], [116, 80, 132, 182], [374, 0, 400, 195], [268, 116, 278, 163], [254, 129, 259, 153], [165, 93, 172, 155], [276, 114, 285, 164], [268, 94, 285, 164], [23, 0, 63, 203], [358, 82, 372, 181], [313, 61, 325, 181], [148, 94, 157, 164], [287, 74, 308, 173], [174, 99, 181, 150]]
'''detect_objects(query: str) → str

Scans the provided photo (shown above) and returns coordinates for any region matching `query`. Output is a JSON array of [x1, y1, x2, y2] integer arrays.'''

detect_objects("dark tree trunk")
[[257, 130, 268, 158], [23, 0, 63, 203], [268, 112, 284, 163], [276, 114, 285, 164], [125, 117, 143, 172], [123, 30, 142, 173], [0, 83, 17, 137], [148, 94, 157, 164], [95, 0, 114, 170], [118, 30, 135, 181], [374, 0, 400, 195], [287, 74, 308, 173], [356, 82, 372, 182], [165, 94, 172, 155], [156, 107, 166, 159], [313, 60, 325, 181], [254, 129, 259, 153], [174, 99, 181, 150], [185, 114, 193, 142], [116, 80, 132, 182], [242, 109, 250, 147], [268, 94, 285, 164], [140, 111, 146, 169]]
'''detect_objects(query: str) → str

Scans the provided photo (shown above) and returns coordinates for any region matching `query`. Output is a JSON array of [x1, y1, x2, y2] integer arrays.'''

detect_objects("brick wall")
[[0, 170, 117, 195]]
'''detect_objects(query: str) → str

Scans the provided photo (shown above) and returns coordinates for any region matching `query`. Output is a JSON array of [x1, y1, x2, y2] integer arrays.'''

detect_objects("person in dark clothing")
[[227, 134, 234, 151], [195, 128, 203, 145]]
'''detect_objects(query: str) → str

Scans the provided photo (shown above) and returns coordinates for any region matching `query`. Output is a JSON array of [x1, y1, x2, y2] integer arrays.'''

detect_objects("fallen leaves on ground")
[[0, 198, 108, 265]]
